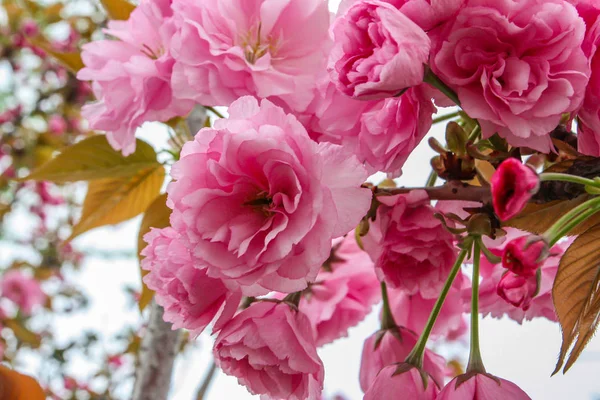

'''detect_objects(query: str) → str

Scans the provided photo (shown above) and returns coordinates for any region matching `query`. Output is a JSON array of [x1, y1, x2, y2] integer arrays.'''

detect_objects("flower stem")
[[405, 248, 469, 368], [543, 196, 600, 246], [539, 173, 600, 189], [204, 106, 225, 119], [380, 281, 397, 330], [426, 170, 438, 187], [466, 238, 486, 373], [423, 69, 461, 107], [432, 111, 460, 124], [468, 124, 481, 143]]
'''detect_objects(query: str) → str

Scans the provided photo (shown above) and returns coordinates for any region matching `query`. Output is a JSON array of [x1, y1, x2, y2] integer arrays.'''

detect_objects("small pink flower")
[[142, 227, 240, 336], [21, 20, 38, 37], [437, 373, 531, 399], [389, 286, 467, 341], [364, 364, 438, 400], [77, 0, 193, 155], [362, 190, 458, 298], [496, 273, 538, 311], [170, 0, 331, 112], [0, 270, 46, 316], [491, 158, 539, 221], [329, 0, 430, 100], [167, 97, 372, 296], [48, 115, 68, 135], [469, 229, 568, 323], [299, 235, 381, 346], [502, 236, 548, 277], [214, 301, 324, 400], [431, 0, 590, 152], [359, 329, 446, 392], [107, 355, 124, 368]]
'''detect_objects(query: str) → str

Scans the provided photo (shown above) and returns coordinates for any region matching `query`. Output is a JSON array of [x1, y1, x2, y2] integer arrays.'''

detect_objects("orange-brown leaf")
[[504, 195, 600, 236], [553, 223, 600, 374], [68, 166, 164, 240], [100, 0, 136, 20], [0, 366, 45, 400]]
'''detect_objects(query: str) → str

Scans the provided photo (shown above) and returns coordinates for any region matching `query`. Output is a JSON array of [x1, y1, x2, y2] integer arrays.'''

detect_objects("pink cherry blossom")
[[338, 0, 464, 32], [502, 236, 549, 277], [466, 229, 570, 323], [0, 270, 46, 315], [362, 190, 458, 298], [364, 364, 438, 400], [302, 76, 435, 176], [77, 0, 193, 155], [167, 96, 372, 296], [431, 0, 590, 153], [170, 0, 331, 112], [329, 0, 431, 100], [491, 158, 539, 221], [437, 373, 531, 399], [357, 87, 436, 176], [298, 235, 380, 346], [388, 286, 467, 341], [571, 1, 600, 155], [214, 301, 324, 400], [359, 329, 447, 391], [141, 227, 240, 336]]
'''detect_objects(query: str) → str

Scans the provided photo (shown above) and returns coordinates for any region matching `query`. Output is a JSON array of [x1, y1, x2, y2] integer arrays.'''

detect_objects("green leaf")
[[136, 193, 171, 311], [21, 135, 160, 183], [68, 165, 165, 240], [100, 0, 136, 20], [553, 223, 600, 374]]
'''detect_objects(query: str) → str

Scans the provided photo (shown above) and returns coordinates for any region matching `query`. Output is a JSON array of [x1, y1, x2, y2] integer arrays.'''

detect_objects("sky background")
[[4, 0, 600, 398]]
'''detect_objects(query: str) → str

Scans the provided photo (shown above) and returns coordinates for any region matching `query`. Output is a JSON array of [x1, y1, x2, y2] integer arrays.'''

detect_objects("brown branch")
[[374, 181, 491, 203], [132, 302, 181, 400]]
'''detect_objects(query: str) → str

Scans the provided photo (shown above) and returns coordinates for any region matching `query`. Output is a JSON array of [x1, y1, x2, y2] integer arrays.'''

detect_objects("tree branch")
[[374, 181, 491, 203], [132, 302, 181, 400]]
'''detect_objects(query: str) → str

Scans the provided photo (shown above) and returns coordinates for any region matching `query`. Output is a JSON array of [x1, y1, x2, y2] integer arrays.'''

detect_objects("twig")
[[196, 361, 218, 400], [374, 181, 491, 203]]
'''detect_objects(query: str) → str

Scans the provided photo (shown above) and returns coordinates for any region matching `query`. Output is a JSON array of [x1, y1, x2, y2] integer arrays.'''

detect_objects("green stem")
[[468, 124, 481, 143], [467, 238, 486, 373], [432, 111, 460, 124], [548, 207, 600, 246], [205, 106, 225, 119], [539, 173, 600, 189], [423, 69, 461, 107], [380, 282, 397, 330], [543, 196, 600, 245], [426, 171, 438, 187], [405, 248, 469, 368]]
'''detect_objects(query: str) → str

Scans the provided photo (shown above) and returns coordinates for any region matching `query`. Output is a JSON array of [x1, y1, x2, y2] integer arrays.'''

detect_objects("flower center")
[[244, 191, 274, 216], [241, 22, 278, 64], [140, 43, 163, 60]]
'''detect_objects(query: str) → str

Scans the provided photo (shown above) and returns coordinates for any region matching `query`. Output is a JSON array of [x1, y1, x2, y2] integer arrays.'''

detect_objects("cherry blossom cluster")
[[74, 0, 600, 398]]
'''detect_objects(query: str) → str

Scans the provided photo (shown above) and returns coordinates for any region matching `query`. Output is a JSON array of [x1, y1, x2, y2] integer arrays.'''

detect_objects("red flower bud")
[[497, 272, 538, 310], [502, 236, 548, 277], [491, 158, 539, 221]]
